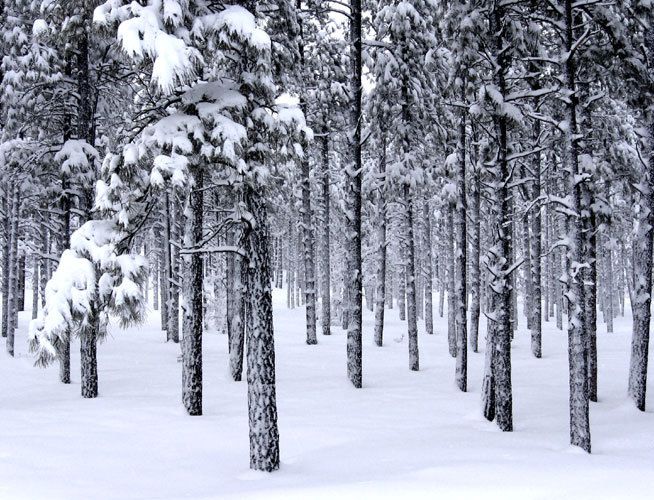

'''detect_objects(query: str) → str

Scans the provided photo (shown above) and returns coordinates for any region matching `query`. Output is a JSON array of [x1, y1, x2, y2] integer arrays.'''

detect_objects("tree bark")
[[243, 184, 280, 472], [346, 0, 363, 388], [469, 150, 481, 352], [31, 254, 39, 319], [39, 221, 49, 310], [531, 121, 543, 358], [17, 253, 25, 312], [80, 319, 98, 398], [405, 186, 419, 371], [423, 199, 434, 336], [604, 212, 614, 333], [488, 0, 513, 432], [586, 206, 598, 403], [299, 149, 317, 345], [5, 183, 18, 357], [160, 202, 170, 334], [447, 202, 456, 357], [228, 226, 246, 382], [2, 186, 10, 340], [455, 101, 468, 390], [563, 0, 591, 452], [182, 169, 204, 416], [374, 133, 387, 346], [319, 136, 332, 336], [628, 130, 654, 411], [167, 193, 180, 343]]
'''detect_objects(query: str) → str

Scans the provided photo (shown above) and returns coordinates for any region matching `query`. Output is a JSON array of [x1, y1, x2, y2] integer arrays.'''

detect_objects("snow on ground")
[[1, 291, 653, 499]]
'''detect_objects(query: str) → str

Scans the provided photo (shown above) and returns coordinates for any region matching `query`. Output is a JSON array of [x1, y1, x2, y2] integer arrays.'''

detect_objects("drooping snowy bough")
[[30, 151, 149, 398]]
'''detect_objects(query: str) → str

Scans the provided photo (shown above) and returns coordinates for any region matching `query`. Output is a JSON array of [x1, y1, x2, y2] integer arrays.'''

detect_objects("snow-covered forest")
[[1, 0, 654, 498]]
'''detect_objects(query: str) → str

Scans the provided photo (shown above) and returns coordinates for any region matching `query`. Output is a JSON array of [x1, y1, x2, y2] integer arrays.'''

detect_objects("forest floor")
[[1, 291, 653, 499]]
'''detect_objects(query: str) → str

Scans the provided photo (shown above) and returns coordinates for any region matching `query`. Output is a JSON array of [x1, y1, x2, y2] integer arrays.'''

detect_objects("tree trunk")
[[182, 169, 204, 416], [563, 0, 591, 452], [80, 311, 98, 398], [523, 212, 532, 330], [17, 253, 25, 312], [628, 131, 654, 410], [482, 295, 496, 422], [447, 203, 456, 357], [531, 121, 543, 358], [39, 221, 49, 310], [2, 186, 10, 340], [398, 229, 407, 321], [153, 260, 159, 311], [58, 175, 71, 383], [556, 216, 565, 331], [469, 154, 481, 352], [544, 202, 551, 322], [160, 203, 170, 333], [243, 184, 280, 472], [423, 199, 434, 336], [627, 25, 654, 412], [455, 101, 468, 390], [31, 254, 39, 319], [586, 206, 598, 403], [287, 221, 293, 308], [604, 215, 614, 333], [319, 136, 332, 336], [405, 186, 419, 371], [228, 231, 246, 382], [346, 0, 363, 389], [167, 193, 180, 343], [300, 152, 317, 344], [5, 183, 19, 357], [489, 1, 513, 432], [374, 133, 387, 346]]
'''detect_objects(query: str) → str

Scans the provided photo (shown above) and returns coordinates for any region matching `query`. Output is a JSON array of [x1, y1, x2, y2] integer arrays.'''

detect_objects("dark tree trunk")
[[346, 0, 363, 388], [469, 148, 481, 352], [405, 186, 419, 371], [39, 221, 49, 310], [374, 133, 387, 346], [628, 128, 654, 410], [81, 302, 99, 399], [319, 136, 332, 336], [2, 186, 9, 340], [627, 25, 654, 413], [423, 199, 434, 336], [295, 0, 317, 345], [447, 203, 456, 357], [153, 249, 160, 311], [482, 295, 496, 422], [228, 240, 246, 382], [398, 240, 407, 322], [5, 183, 19, 357], [455, 100, 468, 390], [563, 0, 591, 452], [59, 175, 71, 383], [586, 207, 598, 403], [182, 169, 204, 416], [167, 193, 180, 343], [299, 141, 317, 343], [160, 202, 170, 333], [604, 209, 615, 334], [31, 254, 39, 319], [523, 212, 532, 330], [243, 184, 280, 472], [488, 0, 513, 432], [17, 253, 25, 312], [531, 121, 543, 358]]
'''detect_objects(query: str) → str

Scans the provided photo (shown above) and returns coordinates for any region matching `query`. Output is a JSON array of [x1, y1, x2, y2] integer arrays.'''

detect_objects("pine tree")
[[345, 0, 363, 388]]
